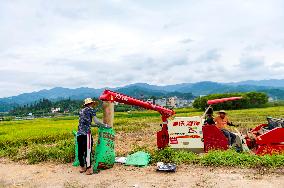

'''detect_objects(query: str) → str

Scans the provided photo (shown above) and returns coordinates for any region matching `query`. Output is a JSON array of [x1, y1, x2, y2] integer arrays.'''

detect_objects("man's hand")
[[102, 124, 111, 129], [91, 123, 99, 128], [91, 123, 111, 129]]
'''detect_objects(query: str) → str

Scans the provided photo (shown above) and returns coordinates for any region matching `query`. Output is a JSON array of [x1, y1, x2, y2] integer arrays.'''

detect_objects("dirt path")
[[0, 160, 283, 188]]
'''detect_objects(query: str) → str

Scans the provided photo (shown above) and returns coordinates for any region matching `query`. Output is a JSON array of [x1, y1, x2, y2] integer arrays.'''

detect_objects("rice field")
[[0, 106, 283, 167]]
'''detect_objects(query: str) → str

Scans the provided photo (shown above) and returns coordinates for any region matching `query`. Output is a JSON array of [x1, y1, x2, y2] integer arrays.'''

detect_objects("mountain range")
[[1, 79, 284, 112]]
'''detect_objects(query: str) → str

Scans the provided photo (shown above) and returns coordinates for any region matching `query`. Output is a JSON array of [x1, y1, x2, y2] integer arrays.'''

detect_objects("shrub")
[[150, 149, 284, 168]]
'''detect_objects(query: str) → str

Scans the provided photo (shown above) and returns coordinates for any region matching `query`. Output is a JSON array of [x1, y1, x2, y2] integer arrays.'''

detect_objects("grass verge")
[[134, 146, 284, 168]]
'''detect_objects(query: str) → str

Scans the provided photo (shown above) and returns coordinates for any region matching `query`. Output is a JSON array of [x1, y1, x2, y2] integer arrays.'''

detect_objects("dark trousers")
[[77, 134, 93, 168], [221, 129, 236, 146]]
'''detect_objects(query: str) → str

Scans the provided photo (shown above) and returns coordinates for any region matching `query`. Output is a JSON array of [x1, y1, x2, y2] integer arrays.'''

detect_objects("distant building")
[[51, 108, 61, 113], [176, 99, 194, 108], [26, 116, 35, 120], [155, 98, 167, 107], [176, 99, 186, 108], [64, 110, 69, 114], [167, 97, 177, 108], [15, 117, 23, 120], [146, 99, 154, 104], [26, 112, 35, 120], [147, 97, 194, 108], [268, 97, 274, 102]]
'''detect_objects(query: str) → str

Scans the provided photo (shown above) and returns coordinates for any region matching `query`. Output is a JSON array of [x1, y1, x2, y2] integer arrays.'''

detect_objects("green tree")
[[193, 92, 268, 110]]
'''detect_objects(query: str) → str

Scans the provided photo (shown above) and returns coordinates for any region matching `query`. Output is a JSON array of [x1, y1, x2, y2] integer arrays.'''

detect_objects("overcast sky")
[[0, 0, 284, 97]]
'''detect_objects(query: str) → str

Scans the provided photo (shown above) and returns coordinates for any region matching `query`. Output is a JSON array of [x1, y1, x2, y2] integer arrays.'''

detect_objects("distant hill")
[[125, 82, 194, 92], [121, 81, 277, 96], [0, 101, 19, 112], [116, 85, 166, 98], [229, 79, 284, 88], [0, 87, 104, 112], [1, 79, 284, 112], [116, 85, 194, 99], [1, 87, 104, 105]]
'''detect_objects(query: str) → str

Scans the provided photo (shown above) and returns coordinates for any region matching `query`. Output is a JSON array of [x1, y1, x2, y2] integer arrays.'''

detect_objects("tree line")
[[9, 98, 84, 116], [9, 91, 269, 116], [9, 98, 140, 116]]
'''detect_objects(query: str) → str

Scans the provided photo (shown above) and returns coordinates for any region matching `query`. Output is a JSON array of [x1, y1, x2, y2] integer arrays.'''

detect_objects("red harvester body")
[[245, 123, 284, 155]]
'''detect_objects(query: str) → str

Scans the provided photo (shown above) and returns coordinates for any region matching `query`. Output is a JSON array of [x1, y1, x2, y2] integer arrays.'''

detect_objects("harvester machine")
[[99, 90, 284, 155]]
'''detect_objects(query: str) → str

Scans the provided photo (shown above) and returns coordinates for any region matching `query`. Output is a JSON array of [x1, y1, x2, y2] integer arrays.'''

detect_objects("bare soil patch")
[[0, 159, 283, 188]]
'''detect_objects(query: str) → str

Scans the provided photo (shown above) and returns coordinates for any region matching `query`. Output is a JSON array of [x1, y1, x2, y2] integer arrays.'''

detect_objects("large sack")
[[93, 127, 115, 172]]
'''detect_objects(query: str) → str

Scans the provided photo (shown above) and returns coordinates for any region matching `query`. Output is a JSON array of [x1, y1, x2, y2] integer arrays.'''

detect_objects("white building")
[[51, 108, 61, 113], [148, 97, 194, 108], [155, 98, 167, 107], [167, 97, 178, 108], [268, 97, 274, 102], [176, 99, 194, 108], [146, 99, 154, 104]]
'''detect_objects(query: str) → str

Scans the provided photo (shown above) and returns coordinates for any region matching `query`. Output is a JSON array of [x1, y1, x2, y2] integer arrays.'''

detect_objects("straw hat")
[[218, 110, 226, 114], [84, 98, 99, 106]]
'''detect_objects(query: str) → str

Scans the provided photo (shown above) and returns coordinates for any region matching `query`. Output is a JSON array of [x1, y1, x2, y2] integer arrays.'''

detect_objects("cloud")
[[195, 49, 221, 63], [0, 0, 284, 97], [180, 38, 194, 44], [272, 62, 284, 68], [239, 56, 265, 69]]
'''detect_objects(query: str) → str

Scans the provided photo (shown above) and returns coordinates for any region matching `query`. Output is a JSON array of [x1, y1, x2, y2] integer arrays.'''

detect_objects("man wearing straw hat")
[[77, 98, 110, 175], [214, 110, 236, 147]]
